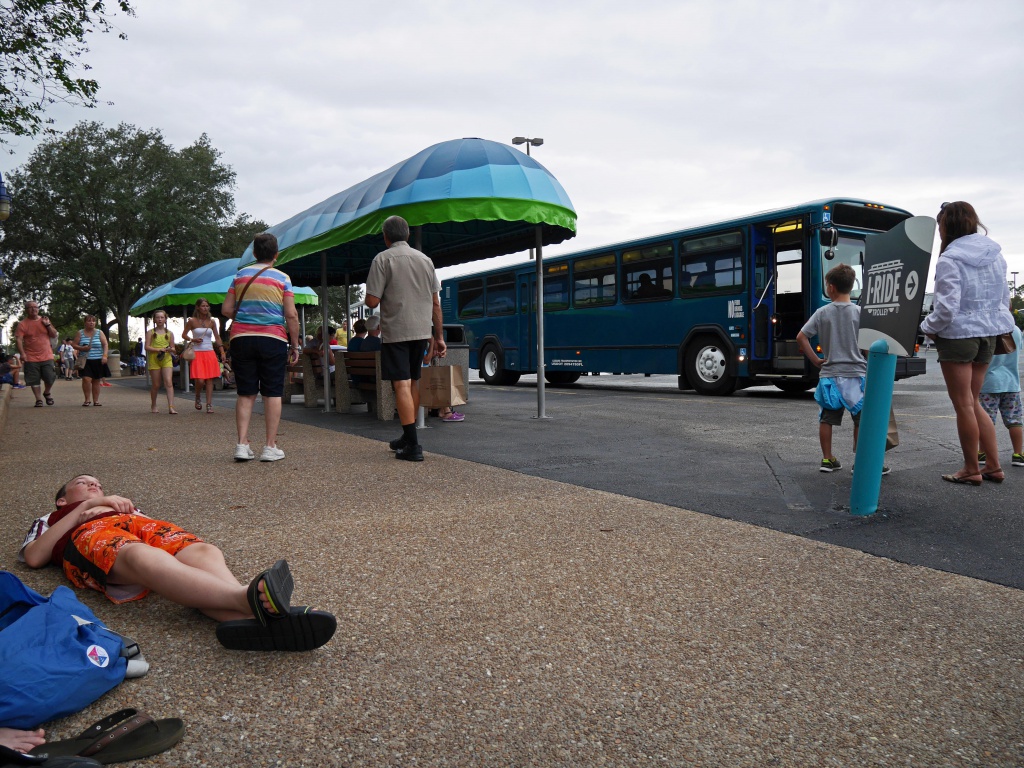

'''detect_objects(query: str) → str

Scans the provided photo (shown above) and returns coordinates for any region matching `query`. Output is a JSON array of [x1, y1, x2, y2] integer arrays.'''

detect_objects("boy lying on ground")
[[18, 475, 334, 652]]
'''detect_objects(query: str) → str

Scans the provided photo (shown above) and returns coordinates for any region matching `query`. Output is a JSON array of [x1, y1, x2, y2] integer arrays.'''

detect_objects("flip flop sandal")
[[941, 473, 982, 486], [206, 404, 214, 413], [28, 708, 184, 765], [246, 559, 294, 627], [0, 744, 101, 766], [216, 606, 337, 652], [82, 402, 92, 407], [44, 395, 54, 405], [34, 400, 44, 407]]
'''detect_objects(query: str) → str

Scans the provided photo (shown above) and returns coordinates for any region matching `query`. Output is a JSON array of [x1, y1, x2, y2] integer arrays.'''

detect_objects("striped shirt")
[[228, 265, 294, 341]]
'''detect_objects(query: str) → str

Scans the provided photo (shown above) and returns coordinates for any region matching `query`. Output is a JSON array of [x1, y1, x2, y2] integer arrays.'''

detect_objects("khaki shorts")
[[934, 336, 996, 365]]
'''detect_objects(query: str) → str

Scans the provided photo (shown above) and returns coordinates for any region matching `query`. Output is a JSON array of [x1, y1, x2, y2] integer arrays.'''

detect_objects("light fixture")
[[511, 136, 544, 155]]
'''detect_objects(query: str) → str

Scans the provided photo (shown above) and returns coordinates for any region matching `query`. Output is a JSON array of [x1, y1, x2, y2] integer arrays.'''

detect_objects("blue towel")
[[815, 376, 866, 417]]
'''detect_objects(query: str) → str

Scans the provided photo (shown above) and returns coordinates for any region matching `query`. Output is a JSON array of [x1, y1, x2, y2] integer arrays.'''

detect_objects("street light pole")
[[512, 136, 550, 419]]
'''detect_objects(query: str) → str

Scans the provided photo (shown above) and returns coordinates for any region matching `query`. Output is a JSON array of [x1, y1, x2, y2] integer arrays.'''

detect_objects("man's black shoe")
[[389, 436, 408, 451], [395, 444, 424, 462]]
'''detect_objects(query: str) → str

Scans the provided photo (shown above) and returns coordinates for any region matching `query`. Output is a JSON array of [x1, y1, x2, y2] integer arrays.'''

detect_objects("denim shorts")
[[230, 335, 287, 397], [934, 335, 996, 365]]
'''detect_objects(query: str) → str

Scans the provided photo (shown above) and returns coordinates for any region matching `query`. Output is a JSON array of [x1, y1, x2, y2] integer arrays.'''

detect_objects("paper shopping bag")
[[886, 406, 900, 451], [419, 365, 467, 408]]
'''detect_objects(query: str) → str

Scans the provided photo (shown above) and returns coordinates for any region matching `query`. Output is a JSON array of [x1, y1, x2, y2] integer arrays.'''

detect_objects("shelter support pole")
[[534, 226, 549, 419], [414, 227, 428, 429], [182, 307, 190, 393], [300, 306, 306, 340], [321, 254, 331, 413]]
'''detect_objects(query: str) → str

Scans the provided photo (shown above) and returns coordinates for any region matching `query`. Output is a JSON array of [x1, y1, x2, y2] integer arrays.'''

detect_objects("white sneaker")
[[234, 443, 255, 462], [259, 445, 285, 462]]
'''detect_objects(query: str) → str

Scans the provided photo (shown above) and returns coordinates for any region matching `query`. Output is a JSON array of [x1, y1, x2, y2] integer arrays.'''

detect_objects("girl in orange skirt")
[[183, 298, 226, 413]]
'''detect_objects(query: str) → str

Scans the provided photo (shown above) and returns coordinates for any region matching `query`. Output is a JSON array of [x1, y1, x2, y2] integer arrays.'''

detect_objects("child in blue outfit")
[[797, 264, 889, 474], [978, 325, 1023, 468]]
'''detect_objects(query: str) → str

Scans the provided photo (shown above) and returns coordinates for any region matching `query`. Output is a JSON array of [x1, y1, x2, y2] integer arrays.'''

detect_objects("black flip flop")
[[29, 709, 183, 765], [0, 744, 101, 767], [216, 606, 337, 652], [246, 559, 293, 626]]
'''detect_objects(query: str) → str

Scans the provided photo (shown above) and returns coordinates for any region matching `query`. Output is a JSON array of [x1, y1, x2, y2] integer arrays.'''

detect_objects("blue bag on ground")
[[0, 572, 127, 728]]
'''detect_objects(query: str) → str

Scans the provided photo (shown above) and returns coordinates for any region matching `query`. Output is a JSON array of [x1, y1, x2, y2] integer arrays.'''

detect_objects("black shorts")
[[381, 340, 429, 382], [230, 336, 287, 397]]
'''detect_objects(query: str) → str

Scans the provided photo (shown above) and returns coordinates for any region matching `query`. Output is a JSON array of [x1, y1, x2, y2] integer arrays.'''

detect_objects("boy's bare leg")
[[0, 727, 46, 753], [107, 542, 275, 622], [1009, 424, 1023, 455], [819, 422, 834, 460]]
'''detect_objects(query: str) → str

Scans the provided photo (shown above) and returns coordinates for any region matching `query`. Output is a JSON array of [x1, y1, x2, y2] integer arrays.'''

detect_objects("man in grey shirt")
[[365, 216, 447, 461]]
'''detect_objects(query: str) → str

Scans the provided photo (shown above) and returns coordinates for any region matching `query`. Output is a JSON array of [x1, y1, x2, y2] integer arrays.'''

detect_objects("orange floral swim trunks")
[[63, 513, 202, 603]]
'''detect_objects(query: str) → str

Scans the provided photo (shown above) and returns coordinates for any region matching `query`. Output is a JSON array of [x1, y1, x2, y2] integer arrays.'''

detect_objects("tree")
[[219, 212, 268, 262], [0, 121, 237, 352], [1, 0, 135, 146]]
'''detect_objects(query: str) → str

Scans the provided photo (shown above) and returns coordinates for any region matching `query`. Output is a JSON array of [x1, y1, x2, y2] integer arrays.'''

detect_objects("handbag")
[[180, 341, 196, 361], [0, 572, 128, 728], [75, 352, 88, 370], [994, 332, 1017, 356], [419, 363, 468, 409]]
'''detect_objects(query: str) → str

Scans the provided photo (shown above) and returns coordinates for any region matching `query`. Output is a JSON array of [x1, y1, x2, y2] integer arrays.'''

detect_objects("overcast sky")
[[4, 0, 1023, 290]]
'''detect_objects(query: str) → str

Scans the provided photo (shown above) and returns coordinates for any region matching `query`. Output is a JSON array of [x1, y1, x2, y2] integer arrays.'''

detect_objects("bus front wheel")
[[685, 336, 735, 396], [480, 345, 520, 386]]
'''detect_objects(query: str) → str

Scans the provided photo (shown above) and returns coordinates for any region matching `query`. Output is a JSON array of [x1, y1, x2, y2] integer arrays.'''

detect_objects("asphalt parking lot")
[[276, 347, 1024, 590]]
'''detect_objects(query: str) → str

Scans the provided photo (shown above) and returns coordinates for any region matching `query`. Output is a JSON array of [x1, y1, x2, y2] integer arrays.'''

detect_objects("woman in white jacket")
[[920, 201, 1016, 485]]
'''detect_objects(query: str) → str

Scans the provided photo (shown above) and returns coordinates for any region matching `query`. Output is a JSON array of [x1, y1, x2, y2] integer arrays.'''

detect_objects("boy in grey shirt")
[[797, 264, 868, 473]]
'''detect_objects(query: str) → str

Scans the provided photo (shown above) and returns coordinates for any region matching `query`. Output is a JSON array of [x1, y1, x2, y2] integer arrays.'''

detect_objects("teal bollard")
[[850, 339, 897, 516]]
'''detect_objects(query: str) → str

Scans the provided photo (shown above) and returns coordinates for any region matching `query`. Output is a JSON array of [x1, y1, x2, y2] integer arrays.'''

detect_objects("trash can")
[[107, 351, 121, 377]]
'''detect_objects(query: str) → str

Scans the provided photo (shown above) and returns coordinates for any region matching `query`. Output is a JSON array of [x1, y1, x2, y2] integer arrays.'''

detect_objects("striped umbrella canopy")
[[130, 258, 320, 316], [238, 137, 577, 285]]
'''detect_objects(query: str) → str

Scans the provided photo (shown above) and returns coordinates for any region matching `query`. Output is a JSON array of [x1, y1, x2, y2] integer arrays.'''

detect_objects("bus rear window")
[[458, 279, 484, 318], [486, 273, 515, 316], [573, 254, 616, 307], [680, 231, 744, 295], [623, 242, 673, 301]]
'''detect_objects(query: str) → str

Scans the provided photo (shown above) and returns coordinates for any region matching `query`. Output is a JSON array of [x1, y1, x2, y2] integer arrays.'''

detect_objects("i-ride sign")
[[858, 216, 935, 356]]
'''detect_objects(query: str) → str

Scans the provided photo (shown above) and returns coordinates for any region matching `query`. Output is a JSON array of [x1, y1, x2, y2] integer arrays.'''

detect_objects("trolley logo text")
[[863, 259, 906, 317]]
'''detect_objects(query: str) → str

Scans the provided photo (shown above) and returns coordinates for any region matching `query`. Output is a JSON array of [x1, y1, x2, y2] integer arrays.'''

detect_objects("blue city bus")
[[440, 198, 927, 395]]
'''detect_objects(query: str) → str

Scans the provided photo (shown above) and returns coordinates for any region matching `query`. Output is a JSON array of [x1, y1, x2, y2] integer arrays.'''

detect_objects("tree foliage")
[[0, 0, 135, 146], [0, 121, 239, 352]]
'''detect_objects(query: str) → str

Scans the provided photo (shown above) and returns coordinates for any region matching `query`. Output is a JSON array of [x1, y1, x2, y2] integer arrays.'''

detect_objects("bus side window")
[[573, 254, 617, 307], [458, 279, 484, 318], [622, 242, 673, 302], [486, 272, 516, 316], [680, 230, 745, 296]]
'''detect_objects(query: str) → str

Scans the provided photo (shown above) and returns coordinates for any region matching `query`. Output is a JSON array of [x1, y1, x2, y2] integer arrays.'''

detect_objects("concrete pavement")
[[0, 379, 1021, 767]]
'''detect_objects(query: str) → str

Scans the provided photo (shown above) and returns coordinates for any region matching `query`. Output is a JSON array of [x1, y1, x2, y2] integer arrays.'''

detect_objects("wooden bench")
[[336, 350, 396, 420], [283, 363, 304, 404], [299, 350, 335, 408]]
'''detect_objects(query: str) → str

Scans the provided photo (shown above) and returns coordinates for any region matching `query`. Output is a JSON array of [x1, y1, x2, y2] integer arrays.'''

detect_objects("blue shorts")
[[231, 336, 287, 397]]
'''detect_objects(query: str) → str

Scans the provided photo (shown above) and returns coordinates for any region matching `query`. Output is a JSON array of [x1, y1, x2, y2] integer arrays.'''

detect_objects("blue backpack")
[[0, 572, 127, 728]]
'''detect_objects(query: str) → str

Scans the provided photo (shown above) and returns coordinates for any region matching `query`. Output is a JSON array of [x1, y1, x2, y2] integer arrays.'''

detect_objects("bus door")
[[752, 219, 809, 374], [750, 226, 774, 360], [518, 273, 536, 371]]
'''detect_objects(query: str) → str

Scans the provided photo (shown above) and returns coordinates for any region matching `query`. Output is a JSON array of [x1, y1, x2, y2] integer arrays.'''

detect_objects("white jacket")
[[919, 234, 1015, 339]]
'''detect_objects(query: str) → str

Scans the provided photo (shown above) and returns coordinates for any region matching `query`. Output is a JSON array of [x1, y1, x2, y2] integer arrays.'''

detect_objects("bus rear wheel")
[[545, 371, 581, 386], [685, 336, 735, 396], [480, 344, 520, 386]]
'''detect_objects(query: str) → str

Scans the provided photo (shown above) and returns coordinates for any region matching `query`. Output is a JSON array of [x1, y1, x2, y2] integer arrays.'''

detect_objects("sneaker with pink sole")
[[441, 410, 465, 422]]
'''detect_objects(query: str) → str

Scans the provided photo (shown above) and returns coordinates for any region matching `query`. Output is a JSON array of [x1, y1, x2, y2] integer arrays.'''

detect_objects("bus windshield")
[[822, 235, 865, 300]]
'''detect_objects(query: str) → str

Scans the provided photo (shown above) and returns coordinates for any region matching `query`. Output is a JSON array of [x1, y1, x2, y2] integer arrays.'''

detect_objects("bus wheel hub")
[[696, 346, 725, 382]]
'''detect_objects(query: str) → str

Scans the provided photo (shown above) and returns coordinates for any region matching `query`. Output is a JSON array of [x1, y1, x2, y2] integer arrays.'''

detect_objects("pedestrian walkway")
[[1, 380, 1021, 766]]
